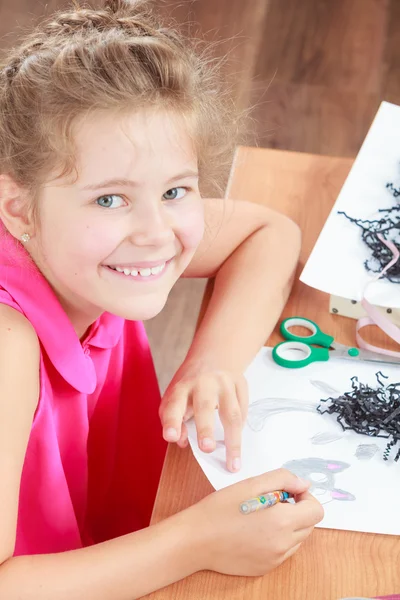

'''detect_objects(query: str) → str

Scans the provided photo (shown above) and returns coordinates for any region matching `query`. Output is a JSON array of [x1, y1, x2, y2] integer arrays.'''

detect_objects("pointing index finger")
[[219, 392, 243, 473]]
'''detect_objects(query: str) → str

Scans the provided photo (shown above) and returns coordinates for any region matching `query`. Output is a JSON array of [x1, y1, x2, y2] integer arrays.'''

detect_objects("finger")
[[192, 381, 219, 453], [235, 376, 249, 423], [183, 406, 194, 422], [218, 382, 243, 473], [248, 468, 311, 498], [290, 492, 324, 530], [160, 386, 190, 443], [177, 422, 189, 448]]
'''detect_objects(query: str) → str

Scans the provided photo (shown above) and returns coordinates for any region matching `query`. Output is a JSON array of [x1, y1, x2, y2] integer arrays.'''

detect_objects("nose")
[[129, 202, 175, 247]]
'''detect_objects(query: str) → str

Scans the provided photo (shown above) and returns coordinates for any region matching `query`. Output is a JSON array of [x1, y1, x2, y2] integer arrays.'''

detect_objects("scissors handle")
[[272, 341, 330, 368], [280, 317, 334, 348]]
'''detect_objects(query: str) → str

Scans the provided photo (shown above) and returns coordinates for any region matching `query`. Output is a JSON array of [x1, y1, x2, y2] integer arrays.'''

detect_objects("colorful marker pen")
[[239, 491, 293, 514]]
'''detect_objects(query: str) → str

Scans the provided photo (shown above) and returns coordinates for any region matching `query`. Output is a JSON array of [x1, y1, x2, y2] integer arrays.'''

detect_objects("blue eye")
[[162, 187, 187, 201], [96, 195, 125, 209]]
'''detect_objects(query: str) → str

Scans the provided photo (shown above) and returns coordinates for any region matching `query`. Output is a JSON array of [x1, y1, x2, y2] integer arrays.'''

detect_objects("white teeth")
[[151, 265, 163, 275], [110, 262, 166, 277]]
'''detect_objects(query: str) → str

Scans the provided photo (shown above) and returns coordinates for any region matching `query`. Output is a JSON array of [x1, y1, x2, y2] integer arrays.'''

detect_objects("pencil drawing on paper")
[[247, 397, 319, 433], [246, 378, 341, 433], [354, 444, 380, 461], [188, 347, 400, 535], [247, 373, 400, 463], [309, 380, 340, 396], [311, 431, 344, 445], [282, 458, 356, 504]]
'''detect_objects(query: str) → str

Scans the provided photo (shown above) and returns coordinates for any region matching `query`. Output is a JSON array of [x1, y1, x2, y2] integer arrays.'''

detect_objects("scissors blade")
[[354, 349, 400, 366], [331, 343, 400, 366]]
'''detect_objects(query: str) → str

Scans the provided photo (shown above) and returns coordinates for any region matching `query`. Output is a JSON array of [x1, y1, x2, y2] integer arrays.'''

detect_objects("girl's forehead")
[[73, 110, 198, 184]]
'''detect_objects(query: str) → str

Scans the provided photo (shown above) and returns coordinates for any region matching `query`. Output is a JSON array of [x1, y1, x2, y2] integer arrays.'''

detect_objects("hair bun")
[[104, 0, 148, 15], [43, 0, 152, 36]]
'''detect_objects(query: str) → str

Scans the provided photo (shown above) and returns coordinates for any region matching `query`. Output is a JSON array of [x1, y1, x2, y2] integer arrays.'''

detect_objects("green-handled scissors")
[[272, 316, 400, 369]]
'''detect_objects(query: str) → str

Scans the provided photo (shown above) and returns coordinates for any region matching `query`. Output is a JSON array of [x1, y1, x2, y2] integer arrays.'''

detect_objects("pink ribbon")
[[356, 234, 400, 358]]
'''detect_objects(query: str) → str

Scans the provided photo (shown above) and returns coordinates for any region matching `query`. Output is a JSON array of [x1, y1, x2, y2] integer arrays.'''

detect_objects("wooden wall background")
[[1, 0, 399, 390]]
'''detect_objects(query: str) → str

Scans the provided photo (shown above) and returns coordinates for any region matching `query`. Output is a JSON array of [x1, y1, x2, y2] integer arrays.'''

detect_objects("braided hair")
[[0, 0, 238, 202]]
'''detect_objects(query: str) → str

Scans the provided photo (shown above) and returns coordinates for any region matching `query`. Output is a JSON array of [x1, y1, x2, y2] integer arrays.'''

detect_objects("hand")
[[184, 468, 324, 577], [159, 363, 248, 473]]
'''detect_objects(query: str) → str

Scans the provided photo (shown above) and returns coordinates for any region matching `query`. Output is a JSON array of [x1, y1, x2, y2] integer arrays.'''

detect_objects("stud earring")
[[21, 233, 30, 243]]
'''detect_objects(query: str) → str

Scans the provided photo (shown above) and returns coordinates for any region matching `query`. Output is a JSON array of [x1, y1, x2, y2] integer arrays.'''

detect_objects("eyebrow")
[[80, 170, 199, 191]]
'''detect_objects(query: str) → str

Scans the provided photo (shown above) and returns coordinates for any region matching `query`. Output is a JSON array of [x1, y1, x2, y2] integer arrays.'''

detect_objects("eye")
[[96, 194, 125, 209], [162, 187, 187, 201]]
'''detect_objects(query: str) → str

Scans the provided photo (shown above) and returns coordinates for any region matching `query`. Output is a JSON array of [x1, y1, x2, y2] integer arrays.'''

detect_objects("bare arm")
[[0, 512, 197, 600], [160, 198, 301, 469], [183, 197, 301, 371]]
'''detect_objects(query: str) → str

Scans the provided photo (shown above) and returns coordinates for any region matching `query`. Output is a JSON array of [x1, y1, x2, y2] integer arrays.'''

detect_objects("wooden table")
[[146, 148, 400, 600]]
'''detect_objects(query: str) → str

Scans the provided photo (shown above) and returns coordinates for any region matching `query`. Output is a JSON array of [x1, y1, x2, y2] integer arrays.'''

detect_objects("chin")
[[108, 296, 169, 322]]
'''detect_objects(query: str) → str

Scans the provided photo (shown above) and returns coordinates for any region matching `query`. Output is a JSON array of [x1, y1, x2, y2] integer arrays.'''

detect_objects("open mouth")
[[104, 259, 171, 280]]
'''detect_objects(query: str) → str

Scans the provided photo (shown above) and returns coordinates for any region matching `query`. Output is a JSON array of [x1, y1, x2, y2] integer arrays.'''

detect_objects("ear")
[[331, 488, 356, 501], [326, 461, 350, 473], [0, 174, 33, 239]]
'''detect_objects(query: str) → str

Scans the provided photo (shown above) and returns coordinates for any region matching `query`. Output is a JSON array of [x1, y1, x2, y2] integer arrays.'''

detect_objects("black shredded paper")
[[317, 372, 400, 462], [338, 180, 400, 282]]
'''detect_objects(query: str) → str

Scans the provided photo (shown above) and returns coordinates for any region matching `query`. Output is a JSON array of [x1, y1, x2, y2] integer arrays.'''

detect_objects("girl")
[[0, 0, 323, 597]]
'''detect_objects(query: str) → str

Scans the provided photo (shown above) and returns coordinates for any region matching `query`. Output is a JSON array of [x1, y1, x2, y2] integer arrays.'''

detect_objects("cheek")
[[175, 202, 205, 251], [78, 223, 121, 261], [64, 218, 122, 264]]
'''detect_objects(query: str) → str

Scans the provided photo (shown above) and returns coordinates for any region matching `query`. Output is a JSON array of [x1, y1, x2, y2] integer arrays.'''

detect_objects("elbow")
[[272, 213, 302, 257], [0, 550, 14, 571], [287, 216, 302, 255]]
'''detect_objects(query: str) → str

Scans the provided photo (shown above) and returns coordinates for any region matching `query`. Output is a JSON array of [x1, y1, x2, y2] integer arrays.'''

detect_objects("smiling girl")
[[0, 0, 323, 597]]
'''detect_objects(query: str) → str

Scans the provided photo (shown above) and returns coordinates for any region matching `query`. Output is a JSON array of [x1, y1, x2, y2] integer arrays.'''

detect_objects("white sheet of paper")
[[187, 348, 400, 535], [300, 101, 400, 308]]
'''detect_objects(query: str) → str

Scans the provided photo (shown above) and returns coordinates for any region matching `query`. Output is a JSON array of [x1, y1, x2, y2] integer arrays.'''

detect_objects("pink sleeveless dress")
[[0, 227, 167, 555]]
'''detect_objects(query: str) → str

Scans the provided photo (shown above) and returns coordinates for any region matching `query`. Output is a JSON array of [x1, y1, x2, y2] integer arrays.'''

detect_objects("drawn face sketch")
[[282, 458, 356, 504]]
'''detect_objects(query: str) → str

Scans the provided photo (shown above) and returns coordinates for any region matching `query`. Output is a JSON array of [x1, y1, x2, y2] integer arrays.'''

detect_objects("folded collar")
[[0, 263, 124, 394]]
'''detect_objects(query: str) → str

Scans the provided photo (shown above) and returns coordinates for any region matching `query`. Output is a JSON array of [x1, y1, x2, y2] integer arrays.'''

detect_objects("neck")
[[55, 294, 102, 341]]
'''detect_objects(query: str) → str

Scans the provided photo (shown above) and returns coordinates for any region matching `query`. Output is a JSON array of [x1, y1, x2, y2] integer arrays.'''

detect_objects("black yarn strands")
[[317, 372, 400, 462], [338, 180, 400, 283]]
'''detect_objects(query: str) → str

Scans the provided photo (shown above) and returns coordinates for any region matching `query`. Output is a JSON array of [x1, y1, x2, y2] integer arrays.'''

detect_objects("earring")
[[21, 233, 30, 243]]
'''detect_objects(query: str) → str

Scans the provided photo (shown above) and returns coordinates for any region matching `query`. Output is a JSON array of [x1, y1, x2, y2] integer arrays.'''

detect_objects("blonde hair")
[[0, 0, 238, 201]]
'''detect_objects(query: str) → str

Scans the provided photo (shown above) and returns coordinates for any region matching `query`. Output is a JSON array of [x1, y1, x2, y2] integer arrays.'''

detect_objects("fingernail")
[[232, 457, 241, 471], [164, 427, 179, 442], [201, 437, 215, 450]]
